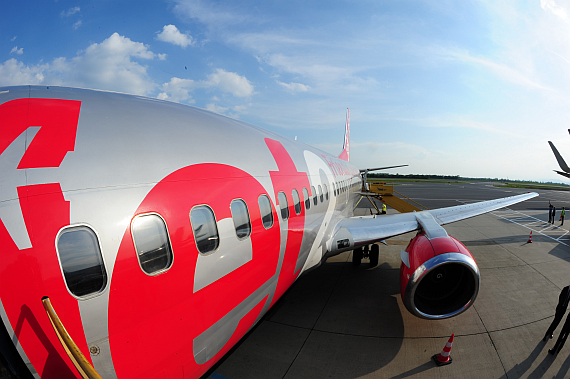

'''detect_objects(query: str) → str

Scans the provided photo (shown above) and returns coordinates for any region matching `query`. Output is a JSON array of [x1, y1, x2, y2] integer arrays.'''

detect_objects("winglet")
[[548, 141, 570, 173], [338, 108, 350, 161]]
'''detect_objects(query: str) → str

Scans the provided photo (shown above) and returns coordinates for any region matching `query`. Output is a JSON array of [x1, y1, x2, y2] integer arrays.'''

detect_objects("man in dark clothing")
[[550, 312, 570, 355], [549, 203, 554, 224], [545, 286, 570, 346]]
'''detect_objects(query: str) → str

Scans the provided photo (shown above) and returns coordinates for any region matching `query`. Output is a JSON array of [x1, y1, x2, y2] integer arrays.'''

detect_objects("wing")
[[328, 192, 538, 251]]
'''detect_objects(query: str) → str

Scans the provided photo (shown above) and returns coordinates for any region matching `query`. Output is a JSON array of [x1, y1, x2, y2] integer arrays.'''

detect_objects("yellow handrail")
[[42, 297, 103, 379]]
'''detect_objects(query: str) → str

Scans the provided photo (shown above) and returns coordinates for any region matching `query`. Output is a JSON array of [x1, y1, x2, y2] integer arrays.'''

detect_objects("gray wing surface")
[[329, 192, 538, 251]]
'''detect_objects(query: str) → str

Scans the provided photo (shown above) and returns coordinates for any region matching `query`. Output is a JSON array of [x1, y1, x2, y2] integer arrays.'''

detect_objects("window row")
[[55, 182, 340, 299], [333, 177, 361, 196]]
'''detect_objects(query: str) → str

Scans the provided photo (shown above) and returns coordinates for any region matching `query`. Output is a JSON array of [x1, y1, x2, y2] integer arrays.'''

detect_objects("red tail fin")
[[338, 108, 350, 161]]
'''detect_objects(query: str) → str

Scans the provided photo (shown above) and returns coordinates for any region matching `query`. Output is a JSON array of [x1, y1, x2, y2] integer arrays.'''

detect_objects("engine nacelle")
[[400, 232, 480, 320]]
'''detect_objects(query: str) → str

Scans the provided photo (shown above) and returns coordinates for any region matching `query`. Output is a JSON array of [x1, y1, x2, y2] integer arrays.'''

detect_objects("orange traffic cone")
[[432, 334, 454, 366], [528, 231, 533, 243]]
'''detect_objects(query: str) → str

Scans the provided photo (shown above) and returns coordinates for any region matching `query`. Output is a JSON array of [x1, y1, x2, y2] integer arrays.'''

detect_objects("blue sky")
[[2, 0, 570, 182]]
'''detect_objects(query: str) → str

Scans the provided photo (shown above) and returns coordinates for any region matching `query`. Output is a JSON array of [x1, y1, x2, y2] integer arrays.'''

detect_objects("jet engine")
[[400, 232, 480, 320]]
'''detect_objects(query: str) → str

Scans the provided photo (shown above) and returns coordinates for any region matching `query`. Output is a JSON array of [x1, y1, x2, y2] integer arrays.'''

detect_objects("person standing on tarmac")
[[545, 286, 570, 344], [550, 310, 570, 355], [549, 202, 554, 224], [561, 207, 566, 226], [381, 201, 387, 214]]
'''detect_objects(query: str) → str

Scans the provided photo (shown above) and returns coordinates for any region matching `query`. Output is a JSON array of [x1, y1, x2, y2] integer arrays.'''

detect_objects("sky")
[[2, 0, 570, 182]]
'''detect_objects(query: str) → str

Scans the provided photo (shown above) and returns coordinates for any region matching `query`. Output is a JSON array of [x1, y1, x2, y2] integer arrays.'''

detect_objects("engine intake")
[[400, 232, 480, 320]]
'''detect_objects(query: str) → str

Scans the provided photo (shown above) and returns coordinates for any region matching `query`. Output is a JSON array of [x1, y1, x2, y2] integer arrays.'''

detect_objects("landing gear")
[[352, 244, 380, 268], [370, 244, 379, 267], [352, 247, 363, 266]]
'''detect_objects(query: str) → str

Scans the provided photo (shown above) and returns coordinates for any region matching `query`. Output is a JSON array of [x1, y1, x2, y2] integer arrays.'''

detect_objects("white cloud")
[[232, 104, 249, 113], [0, 33, 160, 95], [10, 36, 16, 42], [61, 6, 80, 17], [70, 33, 157, 94], [157, 68, 254, 103], [156, 25, 195, 48], [73, 20, 82, 30], [158, 77, 196, 102], [205, 68, 254, 97], [541, 0, 567, 20], [446, 49, 550, 91], [0, 59, 52, 86], [173, 0, 252, 28], [277, 80, 310, 92], [10, 46, 23, 55], [205, 103, 229, 114]]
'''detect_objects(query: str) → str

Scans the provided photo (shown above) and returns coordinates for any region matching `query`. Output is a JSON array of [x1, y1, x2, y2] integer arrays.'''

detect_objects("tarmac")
[[205, 182, 570, 379]]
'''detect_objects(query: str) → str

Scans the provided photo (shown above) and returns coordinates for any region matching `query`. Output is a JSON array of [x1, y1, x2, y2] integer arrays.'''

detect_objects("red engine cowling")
[[400, 232, 480, 319]]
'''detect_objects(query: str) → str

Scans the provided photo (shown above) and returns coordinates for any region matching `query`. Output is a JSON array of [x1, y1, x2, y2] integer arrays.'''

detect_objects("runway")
[[205, 182, 570, 379]]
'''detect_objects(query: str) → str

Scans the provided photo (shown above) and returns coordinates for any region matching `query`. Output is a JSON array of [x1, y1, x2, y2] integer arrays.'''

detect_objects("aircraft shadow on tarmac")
[[205, 258, 408, 379]]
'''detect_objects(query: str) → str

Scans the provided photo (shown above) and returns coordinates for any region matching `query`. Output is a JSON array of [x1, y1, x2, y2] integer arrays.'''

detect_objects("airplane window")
[[292, 189, 302, 215], [57, 225, 107, 297], [318, 185, 323, 203], [324, 184, 329, 201], [190, 206, 220, 254], [311, 186, 317, 206], [278, 191, 289, 220], [132, 214, 174, 274], [303, 187, 310, 210], [258, 195, 274, 229], [231, 199, 251, 240]]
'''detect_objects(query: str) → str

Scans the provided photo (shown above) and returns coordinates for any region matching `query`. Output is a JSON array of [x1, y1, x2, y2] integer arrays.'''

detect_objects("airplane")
[[548, 131, 570, 179], [0, 85, 537, 379]]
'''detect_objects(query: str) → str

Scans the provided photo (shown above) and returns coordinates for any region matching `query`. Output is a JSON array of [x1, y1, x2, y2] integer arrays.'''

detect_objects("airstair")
[[357, 182, 428, 214]]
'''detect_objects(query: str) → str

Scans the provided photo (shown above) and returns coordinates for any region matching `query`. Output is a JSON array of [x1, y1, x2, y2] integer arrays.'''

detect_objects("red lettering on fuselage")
[[109, 164, 280, 379], [265, 139, 310, 306], [0, 184, 89, 379], [0, 98, 81, 168], [0, 98, 85, 378]]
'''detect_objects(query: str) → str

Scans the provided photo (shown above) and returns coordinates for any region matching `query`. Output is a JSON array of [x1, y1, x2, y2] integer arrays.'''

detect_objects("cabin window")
[[311, 186, 317, 206], [318, 185, 323, 203], [303, 187, 310, 210], [190, 206, 219, 254], [258, 195, 274, 229], [324, 184, 329, 201], [231, 199, 251, 240], [292, 189, 302, 215], [57, 226, 107, 297], [132, 214, 174, 274], [278, 191, 289, 220]]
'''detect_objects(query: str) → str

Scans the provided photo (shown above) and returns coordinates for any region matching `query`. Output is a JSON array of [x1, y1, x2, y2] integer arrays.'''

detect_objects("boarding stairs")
[[357, 182, 428, 214]]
